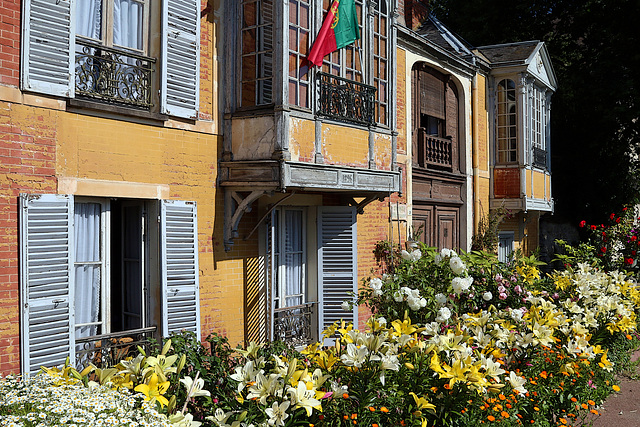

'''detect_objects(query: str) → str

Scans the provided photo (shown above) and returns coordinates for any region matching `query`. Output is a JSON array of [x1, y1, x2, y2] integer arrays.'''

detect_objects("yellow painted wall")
[[53, 112, 255, 343], [473, 74, 491, 233], [374, 133, 393, 170], [321, 123, 369, 167], [532, 170, 546, 200], [289, 117, 316, 162]]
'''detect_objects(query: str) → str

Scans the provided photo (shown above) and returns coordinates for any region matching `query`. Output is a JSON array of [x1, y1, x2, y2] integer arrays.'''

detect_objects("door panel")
[[412, 205, 433, 246], [437, 208, 458, 250]]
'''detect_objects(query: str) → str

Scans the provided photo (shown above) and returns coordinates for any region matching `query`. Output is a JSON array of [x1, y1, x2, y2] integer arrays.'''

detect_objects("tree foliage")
[[431, 0, 640, 223]]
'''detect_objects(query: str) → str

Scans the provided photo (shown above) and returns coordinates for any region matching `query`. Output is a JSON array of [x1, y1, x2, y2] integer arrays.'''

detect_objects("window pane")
[[74, 202, 102, 338], [243, 1, 257, 27], [76, 0, 102, 40], [113, 0, 144, 50]]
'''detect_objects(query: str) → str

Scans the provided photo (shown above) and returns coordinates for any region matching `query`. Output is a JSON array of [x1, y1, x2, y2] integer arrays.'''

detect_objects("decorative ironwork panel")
[[533, 147, 547, 169], [317, 72, 376, 125], [273, 302, 315, 348], [75, 40, 155, 109], [417, 128, 453, 170], [75, 326, 156, 369]]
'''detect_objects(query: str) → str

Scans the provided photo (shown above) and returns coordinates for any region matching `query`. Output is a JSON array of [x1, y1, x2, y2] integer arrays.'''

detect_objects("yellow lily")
[[134, 372, 170, 407]]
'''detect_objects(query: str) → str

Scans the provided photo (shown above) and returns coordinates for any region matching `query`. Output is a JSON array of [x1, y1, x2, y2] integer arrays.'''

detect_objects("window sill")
[[67, 98, 168, 123]]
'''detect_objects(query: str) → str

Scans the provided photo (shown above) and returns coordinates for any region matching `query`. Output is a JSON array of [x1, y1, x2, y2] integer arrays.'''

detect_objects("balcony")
[[533, 147, 547, 169], [416, 128, 453, 171], [317, 72, 376, 126], [75, 326, 156, 368], [75, 39, 155, 109], [273, 302, 315, 348]]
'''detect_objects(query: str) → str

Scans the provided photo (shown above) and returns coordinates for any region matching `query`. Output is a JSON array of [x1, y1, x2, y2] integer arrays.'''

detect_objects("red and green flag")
[[308, 0, 360, 67]]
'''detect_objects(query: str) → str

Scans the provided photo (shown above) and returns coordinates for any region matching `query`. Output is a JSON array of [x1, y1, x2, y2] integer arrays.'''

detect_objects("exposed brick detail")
[[0, 102, 58, 374], [493, 168, 520, 198], [403, 0, 430, 31], [0, 0, 21, 87]]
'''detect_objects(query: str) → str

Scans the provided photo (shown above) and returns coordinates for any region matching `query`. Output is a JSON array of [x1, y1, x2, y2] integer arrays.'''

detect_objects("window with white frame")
[[19, 194, 200, 373], [76, 0, 149, 53], [263, 205, 358, 346], [268, 207, 307, 311], [531, 86, 545, 150], [21, 0, 200, 118], [74, 198, 147, 341], [496, 79, 517, 163]]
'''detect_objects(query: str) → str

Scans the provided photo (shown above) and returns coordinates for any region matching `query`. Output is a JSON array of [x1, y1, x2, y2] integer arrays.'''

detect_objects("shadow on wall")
[[539, 216, 580, 272]]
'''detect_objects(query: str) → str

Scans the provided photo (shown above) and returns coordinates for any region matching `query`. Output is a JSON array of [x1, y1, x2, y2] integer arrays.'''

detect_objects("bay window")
[[241, 0, 392, 126], [496, 79, 517, 163]]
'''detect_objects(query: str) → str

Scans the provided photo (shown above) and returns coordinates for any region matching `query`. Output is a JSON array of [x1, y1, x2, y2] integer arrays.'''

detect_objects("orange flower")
[[540, 371, 548, 379], [570, 397, 577, 402], [372, 424, 379, 427], [487, 415, 496, 422], [351, 414, 357, 420], [380, 407, 389, 413], [581, 403, 588, 410], [499, 394, 506, 401], [368, 406, 376, 412], [501, 411, 510, 418], [559, 418, 567, 425], [588, 400, 596, 406], [591, 409, 599, 415], [343, 393, 350, 399], [613, 385, 621, 392]]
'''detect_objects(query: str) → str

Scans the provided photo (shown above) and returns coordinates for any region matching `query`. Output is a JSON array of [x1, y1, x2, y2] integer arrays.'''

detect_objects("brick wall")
[[0, 0, 20, 87], [0, 102, 58, 374], [401, 0, 430, 31]]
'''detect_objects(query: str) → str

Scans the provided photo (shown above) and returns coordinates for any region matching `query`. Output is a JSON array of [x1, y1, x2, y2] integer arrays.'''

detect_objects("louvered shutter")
[[161, 0, 200, 119], [161, 200, 200, 337], [21, 0, 75, 97], [317, 206, 357, 336], [20, 194, 75, 374]]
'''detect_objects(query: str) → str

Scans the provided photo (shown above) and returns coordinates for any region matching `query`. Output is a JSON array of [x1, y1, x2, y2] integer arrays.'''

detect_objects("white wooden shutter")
[[318, 206, 358, 337], [161, 200, 200, 337], [21, 0, 75, 97], [161, 0, 200, 119], [20, 194, 75, 374]]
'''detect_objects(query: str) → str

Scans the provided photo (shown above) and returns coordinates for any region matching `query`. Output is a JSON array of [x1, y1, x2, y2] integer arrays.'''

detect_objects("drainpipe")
[[471, 74, 480, 237]]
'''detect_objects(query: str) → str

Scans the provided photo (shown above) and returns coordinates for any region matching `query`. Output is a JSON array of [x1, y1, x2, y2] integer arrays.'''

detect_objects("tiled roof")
[[475, 41, 540, 64]]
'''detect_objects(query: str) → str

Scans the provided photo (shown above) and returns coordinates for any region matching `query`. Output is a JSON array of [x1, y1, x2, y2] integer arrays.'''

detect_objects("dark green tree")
[[431, 0, 640, 223]]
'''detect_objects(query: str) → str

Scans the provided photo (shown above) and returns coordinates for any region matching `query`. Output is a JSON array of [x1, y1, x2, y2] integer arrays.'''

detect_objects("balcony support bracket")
[[224, 189, 271, 251]]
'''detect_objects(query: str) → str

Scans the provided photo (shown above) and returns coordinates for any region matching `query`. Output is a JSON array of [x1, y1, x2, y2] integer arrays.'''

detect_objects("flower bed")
[[2, 238, 639, 427]]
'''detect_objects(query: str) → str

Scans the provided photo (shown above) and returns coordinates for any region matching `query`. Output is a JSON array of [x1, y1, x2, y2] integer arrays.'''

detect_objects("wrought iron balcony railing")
[[417, 128, 453, 170], [273, 302, 316, 348], [533, 146, 547, 169], [75, 39, 155, 109], [317, 72, 376, 126], [75, 326, 156, 369]]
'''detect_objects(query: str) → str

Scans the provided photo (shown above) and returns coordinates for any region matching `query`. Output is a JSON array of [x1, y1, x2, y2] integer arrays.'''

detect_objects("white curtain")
[[76, 0, 102, 39], [74, 203, 102, 339], [284, 211, 303, 307], [114, 0, 144, 50]]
